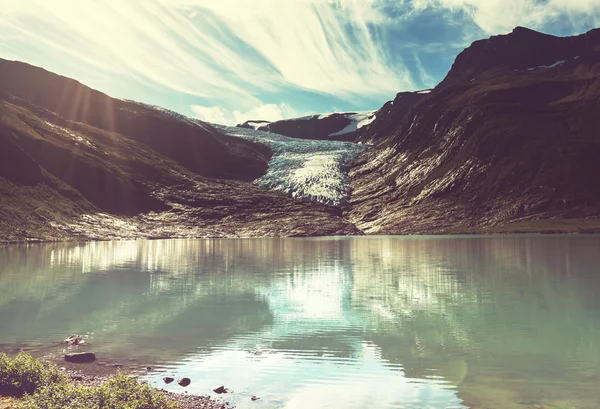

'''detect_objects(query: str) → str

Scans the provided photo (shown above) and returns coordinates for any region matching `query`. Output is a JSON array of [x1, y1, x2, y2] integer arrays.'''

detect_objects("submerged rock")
[[64, 352, 96, 363]]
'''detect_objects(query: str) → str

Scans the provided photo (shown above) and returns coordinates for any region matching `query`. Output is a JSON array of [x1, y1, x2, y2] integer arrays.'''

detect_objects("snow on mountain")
[[526, 60, 566, 71], [245, 120, 271, 130], [214, 124, 366, 207], [329, 112, 376, 137]]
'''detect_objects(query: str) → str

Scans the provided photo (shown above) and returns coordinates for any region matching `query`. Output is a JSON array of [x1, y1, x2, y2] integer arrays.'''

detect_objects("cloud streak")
[[0, 0, 410, 109], [1, 0, 599, 125]]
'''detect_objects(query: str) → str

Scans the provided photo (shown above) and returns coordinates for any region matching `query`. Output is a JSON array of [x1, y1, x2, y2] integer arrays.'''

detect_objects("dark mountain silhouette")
[[0, 59, 270, 182]]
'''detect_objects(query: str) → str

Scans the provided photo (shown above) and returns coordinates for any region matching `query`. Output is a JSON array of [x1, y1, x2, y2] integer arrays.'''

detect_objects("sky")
[[1, 0, 600, 125]]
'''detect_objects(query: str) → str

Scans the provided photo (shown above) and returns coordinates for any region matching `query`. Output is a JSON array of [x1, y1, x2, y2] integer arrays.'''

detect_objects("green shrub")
[[0, 353, 177, 409], [14, 373, 177, 409], [13, 381, 94, 409], [94, 374, 177, 409], [0, 352, 67, 396]]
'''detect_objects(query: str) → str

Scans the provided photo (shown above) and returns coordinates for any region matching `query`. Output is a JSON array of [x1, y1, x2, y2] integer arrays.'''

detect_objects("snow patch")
[[247, 121, 269, 130], [526, 60, 566, 71], [329, 112, 376, 137], [417, 89, 432, 94]]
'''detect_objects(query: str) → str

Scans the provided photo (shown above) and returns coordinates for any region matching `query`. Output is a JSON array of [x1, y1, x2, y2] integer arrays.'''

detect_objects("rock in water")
[[213, 385, 226, 394], [178, 378, 191, 387], [64, 335, 84, 345], [64, 352, 96, 363], [251, 396, 260, 401], [163, 377, 174, 384]]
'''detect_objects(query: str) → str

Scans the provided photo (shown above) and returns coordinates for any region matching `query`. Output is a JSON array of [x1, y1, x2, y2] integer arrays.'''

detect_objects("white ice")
[[526, 60, 566, 71], [214, 124, 365, 207], [246, 121, 270, 130]]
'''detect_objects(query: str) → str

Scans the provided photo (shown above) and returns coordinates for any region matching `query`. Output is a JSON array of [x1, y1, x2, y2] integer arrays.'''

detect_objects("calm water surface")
[[1, 236, 600, 409]]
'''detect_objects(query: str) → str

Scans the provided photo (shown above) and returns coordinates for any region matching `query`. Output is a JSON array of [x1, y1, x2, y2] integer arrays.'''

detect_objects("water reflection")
[[1, 236, 600, 408]]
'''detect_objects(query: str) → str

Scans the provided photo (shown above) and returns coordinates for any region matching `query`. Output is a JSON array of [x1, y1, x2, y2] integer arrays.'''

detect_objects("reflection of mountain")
[[347, 237, 600, 407], [1, 237, 600, 407]]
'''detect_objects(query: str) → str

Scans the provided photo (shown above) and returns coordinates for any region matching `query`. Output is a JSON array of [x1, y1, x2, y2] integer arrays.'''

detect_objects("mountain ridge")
[[347, 26, 600, 234]]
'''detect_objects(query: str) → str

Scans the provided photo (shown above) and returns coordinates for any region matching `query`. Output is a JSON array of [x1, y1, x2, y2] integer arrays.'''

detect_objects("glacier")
[[214, 124, 366, 207], [124, 100, 367, 207]]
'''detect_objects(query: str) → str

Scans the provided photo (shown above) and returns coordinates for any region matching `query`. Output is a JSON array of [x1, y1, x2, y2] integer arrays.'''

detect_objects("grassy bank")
[[0, 353, 176, 409]]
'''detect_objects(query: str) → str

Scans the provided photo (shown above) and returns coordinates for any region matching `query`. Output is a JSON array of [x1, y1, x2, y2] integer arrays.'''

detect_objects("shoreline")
[[1, 356, 232, 409], [2, 220, 600, 246]]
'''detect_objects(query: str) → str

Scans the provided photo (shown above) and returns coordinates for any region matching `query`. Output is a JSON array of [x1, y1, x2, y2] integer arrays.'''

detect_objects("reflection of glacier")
[[214, 124, 365, 206], [254, 266, 367, 335]]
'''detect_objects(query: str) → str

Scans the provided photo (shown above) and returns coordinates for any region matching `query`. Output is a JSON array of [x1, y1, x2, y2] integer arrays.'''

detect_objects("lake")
[[1, 236, 599, 409]]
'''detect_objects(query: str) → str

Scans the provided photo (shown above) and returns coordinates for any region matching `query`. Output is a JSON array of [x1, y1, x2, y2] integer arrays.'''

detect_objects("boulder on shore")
[[64, 352, 96, 363], [178, 378, 191, 387]]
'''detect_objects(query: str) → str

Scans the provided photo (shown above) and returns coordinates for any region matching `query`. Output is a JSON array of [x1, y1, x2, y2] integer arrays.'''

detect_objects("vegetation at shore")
[[0, 353, 176, 409]]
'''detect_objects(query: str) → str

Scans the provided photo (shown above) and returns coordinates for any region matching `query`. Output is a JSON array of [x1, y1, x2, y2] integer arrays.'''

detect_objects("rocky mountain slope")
[[0, 59, 359, 242], [348, 27, 600, 234]]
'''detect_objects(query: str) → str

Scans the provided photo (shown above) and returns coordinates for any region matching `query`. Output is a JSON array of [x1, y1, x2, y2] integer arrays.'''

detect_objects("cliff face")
[[348, 27, 600, 234]]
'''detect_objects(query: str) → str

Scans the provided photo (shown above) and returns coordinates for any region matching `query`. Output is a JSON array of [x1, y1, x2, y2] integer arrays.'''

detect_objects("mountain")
[[0, 59, 359, 242], [348, 27, 600, 234], [238, 111, 376, 142], [2, 26, 600, 242], [0, 59, 270, 181]]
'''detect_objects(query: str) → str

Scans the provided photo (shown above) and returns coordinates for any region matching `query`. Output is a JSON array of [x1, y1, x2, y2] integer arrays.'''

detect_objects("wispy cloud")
[[0, 0, 411, 111], [191, 103, 297, 125], [1, 0, 599, 125]]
